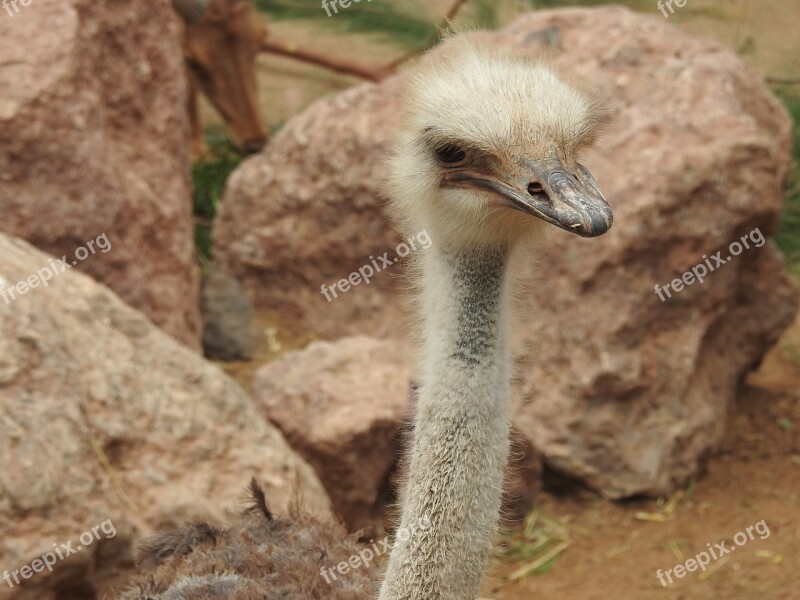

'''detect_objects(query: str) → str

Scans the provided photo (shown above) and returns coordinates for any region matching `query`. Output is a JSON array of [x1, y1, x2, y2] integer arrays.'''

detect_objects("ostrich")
[[378, 34, 611, 600], [119, 34, 611, 600]]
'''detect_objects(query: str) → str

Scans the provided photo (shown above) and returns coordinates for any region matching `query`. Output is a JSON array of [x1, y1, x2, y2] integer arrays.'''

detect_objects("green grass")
[[530, 0, 650, 7], [251, 0, 655, 52], [192, 134, 243, 260], [499, 509, 573, 580], [774, 88, 800, 275], [253, 0, 438, 49]]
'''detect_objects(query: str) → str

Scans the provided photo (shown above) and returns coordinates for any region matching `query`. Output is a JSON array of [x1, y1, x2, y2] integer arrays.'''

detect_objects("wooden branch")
[[767, 76, 800, 86], [258, 0, 468, 82], [385, 0, 468, 70], [260, 38, 387, 82]]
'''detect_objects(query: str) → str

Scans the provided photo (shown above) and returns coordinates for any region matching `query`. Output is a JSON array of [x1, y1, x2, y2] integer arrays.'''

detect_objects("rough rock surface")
[[201, 270, 255, 360], [253, 336, 542, 532], [0, 234, 332, 600], [0, 0, 201, 348], [214, 76, 409, 339], [253, 336, 411, 533], [501, 7, 798, 498], [218, 7, 798, 498]]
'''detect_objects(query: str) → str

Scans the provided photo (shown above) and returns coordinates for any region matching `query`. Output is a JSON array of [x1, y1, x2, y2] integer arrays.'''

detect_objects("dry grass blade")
[[755, 550, 784, 563], [501, 509, 573, 581], [668, 539, 684, 561], [87, 434, 137, 514], [634, 511, 671, 522], [78, 399, 137, 515], [635, 490, 685, 522], [697, 556, 730, 581], [508, 541, 570, 581], [605, 543, 630, 558]]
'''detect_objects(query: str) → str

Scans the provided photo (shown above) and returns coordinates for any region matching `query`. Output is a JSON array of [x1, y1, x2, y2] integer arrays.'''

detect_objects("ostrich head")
[[388, 35, 613, 251]]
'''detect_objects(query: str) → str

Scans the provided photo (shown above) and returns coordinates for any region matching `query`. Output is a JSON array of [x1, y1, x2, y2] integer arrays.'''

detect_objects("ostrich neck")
[[379, 244, 512, 600]]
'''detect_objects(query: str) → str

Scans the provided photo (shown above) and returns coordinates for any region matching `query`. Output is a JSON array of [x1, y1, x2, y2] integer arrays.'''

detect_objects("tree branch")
[[767, 76, 800, 86], [385, 0, 469, 70], [258, 0, 469, 81], [260, 38, 387, 82]]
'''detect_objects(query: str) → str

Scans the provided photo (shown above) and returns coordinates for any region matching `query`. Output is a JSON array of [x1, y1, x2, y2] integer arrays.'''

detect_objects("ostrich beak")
[[443, 155, 613, 238]]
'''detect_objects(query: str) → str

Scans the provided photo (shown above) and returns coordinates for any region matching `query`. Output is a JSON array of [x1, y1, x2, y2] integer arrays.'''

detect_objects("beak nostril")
[[527, 182, 544, 196]]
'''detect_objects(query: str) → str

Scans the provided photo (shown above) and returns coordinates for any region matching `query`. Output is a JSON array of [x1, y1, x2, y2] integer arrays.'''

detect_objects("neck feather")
[[380, 244, 512, 600]]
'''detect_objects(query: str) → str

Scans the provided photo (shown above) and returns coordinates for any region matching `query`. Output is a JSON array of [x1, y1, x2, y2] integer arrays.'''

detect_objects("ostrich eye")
[[435, 144, 467, 166]]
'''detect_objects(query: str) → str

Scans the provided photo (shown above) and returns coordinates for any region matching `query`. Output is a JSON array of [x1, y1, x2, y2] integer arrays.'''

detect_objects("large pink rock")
[[253, 336, 542, 531], [0, 234, 332, 600], [216, 6, 797, 498], [214, 76, 409, 339], [0, 0, 201, 348], [253, 336, 412, 532], [501, 7, 798, 498]]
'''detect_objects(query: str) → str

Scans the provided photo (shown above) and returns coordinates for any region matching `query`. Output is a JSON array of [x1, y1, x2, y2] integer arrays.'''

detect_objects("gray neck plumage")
[[379, 245, 512, 600]]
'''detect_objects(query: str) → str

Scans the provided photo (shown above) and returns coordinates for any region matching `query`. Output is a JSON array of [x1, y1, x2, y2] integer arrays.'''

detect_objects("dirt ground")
[[482, 315, 800, 599], [214, 1, 800, 598]]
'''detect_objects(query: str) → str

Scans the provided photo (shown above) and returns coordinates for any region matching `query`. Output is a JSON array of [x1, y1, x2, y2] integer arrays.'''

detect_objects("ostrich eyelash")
[[434, 144, 468, 166]]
